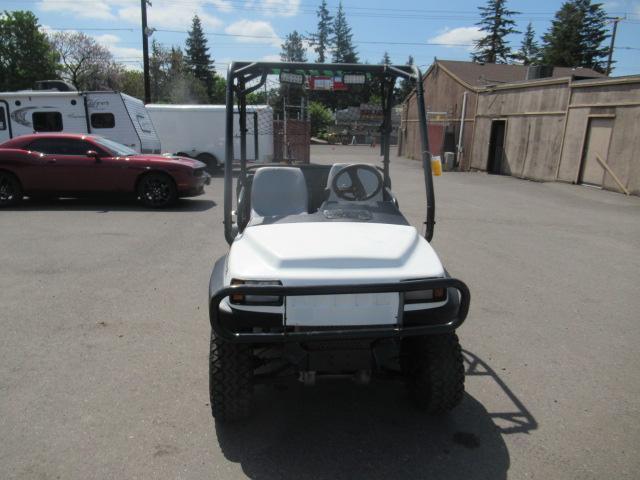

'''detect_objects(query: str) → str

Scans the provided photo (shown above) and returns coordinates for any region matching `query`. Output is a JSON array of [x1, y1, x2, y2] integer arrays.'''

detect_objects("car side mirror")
[[86, 150, 101, 162]]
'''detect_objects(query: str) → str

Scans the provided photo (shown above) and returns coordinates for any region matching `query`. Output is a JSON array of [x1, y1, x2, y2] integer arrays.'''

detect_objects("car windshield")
[[91, 136, 137, 156]]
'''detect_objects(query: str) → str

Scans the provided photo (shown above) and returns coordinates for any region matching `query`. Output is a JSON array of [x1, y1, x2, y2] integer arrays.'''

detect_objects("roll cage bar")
[[223, 61, 434, 245]]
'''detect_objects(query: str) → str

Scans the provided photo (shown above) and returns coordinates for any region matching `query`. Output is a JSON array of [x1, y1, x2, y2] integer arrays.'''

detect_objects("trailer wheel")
[[196, 153, 219, 172], [402, 333, 465, 413], [0, 172, 23, 207], [209, 331, 253, 422]]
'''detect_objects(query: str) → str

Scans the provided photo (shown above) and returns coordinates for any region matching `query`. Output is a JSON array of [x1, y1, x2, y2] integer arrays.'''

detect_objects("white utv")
[[208, 62, 470, 421]]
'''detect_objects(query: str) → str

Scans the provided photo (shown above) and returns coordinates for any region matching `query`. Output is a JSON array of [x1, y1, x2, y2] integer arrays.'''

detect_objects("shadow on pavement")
[[3, 197, 216, 212], [216, 350, 535, 480]]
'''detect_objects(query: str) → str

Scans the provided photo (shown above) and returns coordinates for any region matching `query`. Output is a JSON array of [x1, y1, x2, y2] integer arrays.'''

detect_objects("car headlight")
[[230, 279, 283, 306], [404, 288, 447, 304]]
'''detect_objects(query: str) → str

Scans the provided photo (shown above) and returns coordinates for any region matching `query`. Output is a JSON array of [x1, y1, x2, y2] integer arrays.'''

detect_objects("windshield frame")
[[91, 136, 137, 156]]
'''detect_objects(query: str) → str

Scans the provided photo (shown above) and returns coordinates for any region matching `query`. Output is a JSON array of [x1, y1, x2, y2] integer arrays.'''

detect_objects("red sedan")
[[0, 133, 210, 208]]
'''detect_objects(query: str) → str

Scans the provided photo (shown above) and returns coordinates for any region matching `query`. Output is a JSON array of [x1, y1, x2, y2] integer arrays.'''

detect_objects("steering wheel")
[[331, 164, 383, 202]]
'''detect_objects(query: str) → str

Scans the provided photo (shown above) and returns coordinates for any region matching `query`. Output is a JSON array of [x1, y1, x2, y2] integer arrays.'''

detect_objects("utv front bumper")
[[209, 278, 470, 343]]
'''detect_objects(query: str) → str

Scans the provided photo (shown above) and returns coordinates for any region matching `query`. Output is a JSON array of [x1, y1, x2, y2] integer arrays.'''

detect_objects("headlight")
[[230, 279, 283, 306], [404, 288, 446, 304]]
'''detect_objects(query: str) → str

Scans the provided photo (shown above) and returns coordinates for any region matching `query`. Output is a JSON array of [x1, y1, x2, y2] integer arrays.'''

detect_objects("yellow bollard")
[[431, 156, 442, 176]]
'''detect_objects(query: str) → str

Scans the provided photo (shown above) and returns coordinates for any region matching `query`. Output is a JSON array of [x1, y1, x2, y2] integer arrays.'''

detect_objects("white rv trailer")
[[146, 104, 273, 168], [0, 91, 161, 153]]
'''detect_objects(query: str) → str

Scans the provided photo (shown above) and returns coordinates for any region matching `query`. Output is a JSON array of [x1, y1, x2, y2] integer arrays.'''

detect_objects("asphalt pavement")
[[1, 145, 639, 479]]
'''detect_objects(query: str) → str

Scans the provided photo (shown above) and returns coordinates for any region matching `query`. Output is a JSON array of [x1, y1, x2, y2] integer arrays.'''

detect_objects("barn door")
[[487, 120, 506, 174], [579, 118, 613, 187]]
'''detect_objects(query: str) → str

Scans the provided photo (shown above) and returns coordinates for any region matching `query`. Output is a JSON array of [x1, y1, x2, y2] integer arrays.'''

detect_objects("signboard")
[[310, 76, 333, 91], [333, 76, 348, 91]]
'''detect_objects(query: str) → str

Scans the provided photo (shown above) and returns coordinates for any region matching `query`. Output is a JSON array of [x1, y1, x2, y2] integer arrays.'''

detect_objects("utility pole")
[[141, 0, 152, 104], [606, 17, 623, 76]]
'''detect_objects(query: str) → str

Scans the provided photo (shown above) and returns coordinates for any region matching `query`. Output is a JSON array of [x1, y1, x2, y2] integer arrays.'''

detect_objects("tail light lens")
[[230, 279, 283, 306], [404, 287, 446, 304]]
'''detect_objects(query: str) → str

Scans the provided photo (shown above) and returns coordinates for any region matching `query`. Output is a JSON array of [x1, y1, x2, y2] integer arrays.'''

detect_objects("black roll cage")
[[223, 61, 434, 245]]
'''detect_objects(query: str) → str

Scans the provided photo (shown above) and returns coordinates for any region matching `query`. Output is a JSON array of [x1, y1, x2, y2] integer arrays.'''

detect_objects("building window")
[[91, 112, 115, 129], [33, 111, 63, 132]]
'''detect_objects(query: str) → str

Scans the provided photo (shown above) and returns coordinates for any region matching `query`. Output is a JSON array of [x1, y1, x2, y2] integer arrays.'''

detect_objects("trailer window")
[[91, 113, 115, 129], [0, 106, 6, 130], [33, 111, 63, 132]]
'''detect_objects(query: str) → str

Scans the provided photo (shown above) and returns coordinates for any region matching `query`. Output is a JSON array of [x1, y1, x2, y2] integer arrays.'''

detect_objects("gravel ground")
[[1, 145, 639, 479]]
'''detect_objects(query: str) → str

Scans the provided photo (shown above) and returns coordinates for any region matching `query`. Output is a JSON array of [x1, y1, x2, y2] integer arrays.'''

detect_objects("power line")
[[11, 0, 640, 22]]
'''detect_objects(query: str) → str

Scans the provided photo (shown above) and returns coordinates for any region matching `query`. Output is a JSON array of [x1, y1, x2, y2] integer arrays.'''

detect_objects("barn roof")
[[435, 60, 606, 88]]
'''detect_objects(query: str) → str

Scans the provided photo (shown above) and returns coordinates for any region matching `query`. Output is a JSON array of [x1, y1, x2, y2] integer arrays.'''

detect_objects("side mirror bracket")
[[86, 150, 102, 162]]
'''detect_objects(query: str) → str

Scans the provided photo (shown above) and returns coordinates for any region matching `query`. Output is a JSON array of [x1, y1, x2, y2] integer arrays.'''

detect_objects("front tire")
[[209, 332, 253, 422], [0, 172, 23, 207], [137, 172, 177, 208], [402, 333, 465, 413]]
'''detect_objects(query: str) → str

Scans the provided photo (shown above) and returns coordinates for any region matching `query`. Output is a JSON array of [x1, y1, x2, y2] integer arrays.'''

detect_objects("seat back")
[[250, 167, 308, 218]]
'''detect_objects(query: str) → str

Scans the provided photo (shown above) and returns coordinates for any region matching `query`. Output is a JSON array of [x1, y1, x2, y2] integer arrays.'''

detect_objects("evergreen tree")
[[332, 2, 358, 64], [0, 11, 58, 90], [398, 55, 415, 101], [185, 15, 215, 98], [381, 51, 391, 65], [514, 22, 541, 65], [578, 0, 610, 72], [542, 0, 609, 73], [471, 0, 520, 64], [308, 0, 333, 63], [280, 31, 307, 62]]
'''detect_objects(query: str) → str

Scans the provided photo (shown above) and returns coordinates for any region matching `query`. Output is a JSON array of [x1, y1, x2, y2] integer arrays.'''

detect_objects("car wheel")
[[209, 331, 253, 422], [402, 333, 465, 413], [137, 172, 177, 208], [196, 153, 219, 173], [0, 172, 23, 207]]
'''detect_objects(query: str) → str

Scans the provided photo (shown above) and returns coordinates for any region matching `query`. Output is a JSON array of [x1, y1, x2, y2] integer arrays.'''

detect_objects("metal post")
[[253, 111, 259, 162], [382, 79, 394, 187], [239, 79, 247, 175], [140, 0, 151, 104], [606, 17, 621, 76], [283, 97, 287, 162], [224, 64, 236, 245], [414, 67, 435, 242]]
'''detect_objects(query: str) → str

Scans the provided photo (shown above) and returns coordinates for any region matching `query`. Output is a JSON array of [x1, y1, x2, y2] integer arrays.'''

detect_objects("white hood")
[[226, 222, 445, 285]]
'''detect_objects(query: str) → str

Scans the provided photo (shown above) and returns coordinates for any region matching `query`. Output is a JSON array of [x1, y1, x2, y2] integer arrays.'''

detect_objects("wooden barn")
[[470, 75, 640, 195], [398, 59, 603, 170]]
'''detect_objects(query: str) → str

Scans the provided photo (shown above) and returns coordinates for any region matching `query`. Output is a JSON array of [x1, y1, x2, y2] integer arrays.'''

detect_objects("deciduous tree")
[[0, 10, 58, 90], [49, 31, 120, 90]]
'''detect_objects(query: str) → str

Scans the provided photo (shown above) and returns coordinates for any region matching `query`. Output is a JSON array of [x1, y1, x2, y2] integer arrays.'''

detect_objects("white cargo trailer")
[[146, 104, 273, 168], [0, 90, 161, 153]]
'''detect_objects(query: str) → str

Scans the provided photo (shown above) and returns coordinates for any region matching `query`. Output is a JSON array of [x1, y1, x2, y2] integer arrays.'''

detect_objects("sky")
[[3, 0, 640, 76]]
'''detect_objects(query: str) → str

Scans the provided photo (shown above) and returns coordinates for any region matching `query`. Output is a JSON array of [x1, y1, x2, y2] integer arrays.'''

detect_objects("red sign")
[[333, 76, 348, 91]]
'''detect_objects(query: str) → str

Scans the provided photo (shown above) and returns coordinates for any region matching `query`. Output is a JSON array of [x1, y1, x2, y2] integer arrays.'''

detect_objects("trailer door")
[[0, 102, 9, 142]]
